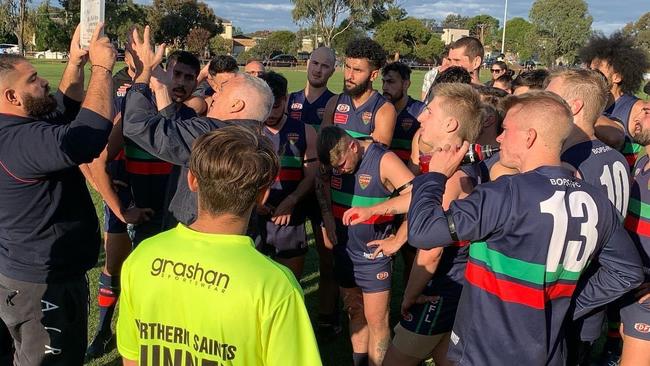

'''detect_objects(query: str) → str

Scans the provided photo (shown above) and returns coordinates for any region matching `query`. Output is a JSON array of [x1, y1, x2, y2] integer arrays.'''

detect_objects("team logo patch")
[[317, 107, 326, 120], [401, 118, 414, 131], [403, 312, 413, 322], [362, 111, 372, 125], [290, 111, 302, 120], [358, 174, 372, 189], [634, 323, 650, 333], [376, 271, 389, 280], [337, 104, 350, 113], [291, 102, 303, 110], [334, 113, 349, 124], [287, 132, 300, 145], [116, 83, 131, 97], [331, 176, 342, 189]]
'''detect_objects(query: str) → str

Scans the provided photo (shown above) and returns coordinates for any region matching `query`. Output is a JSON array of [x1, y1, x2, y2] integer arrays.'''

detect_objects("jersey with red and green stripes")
[[331, 143, 394, 255], [625, 154, 650, 275], [390, 97, 423, 163], [333, 91, 387, 140], [407, 167, 644, 365]]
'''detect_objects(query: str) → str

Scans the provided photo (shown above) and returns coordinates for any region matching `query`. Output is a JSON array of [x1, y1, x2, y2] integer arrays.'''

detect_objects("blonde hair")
[[432, 83, 484, 143], [544, 68, 609, 125]]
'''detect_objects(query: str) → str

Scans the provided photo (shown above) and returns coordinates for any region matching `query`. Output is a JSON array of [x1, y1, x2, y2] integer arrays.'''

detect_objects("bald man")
[[123, 27, 274, 226], [406, 91, 643, 365], [245, 59, 265, 77]]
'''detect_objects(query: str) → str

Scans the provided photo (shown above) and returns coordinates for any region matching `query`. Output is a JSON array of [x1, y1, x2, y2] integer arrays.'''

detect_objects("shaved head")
[[244, 60, 265, 77], [311, 47, 336, 67], [307, 46, 336, 88], [208, 73, 273, 122]]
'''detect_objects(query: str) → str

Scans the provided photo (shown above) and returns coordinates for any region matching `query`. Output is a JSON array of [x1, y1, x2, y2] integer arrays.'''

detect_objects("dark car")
[[264, 54, 298, 67]]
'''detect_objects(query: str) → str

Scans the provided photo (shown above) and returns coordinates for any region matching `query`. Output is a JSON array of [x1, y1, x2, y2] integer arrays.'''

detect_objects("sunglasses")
[[491, 69, 503, 73]]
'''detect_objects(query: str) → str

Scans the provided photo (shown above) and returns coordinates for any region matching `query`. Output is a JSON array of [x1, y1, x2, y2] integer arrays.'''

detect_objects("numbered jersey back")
[[561, 139, 631, 216]]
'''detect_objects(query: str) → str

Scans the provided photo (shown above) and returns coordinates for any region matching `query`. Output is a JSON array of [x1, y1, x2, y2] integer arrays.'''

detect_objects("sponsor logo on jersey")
[[287, 132, 300, 145], [331, 176, 342, 189], [337, 104, 350, 113], [359, 174, 372, 189], [317, 107, 326, 120], [376, 271, 389, 280], [362, 111, 372, 125], [403, 312, 413, 322], [116, 83, 131, 97], [291, 102, 303, 110], [635, 323, 650, 333], [334, 113, 348, 124], [150, 258, 230, 292], [401, 118, 414, 131]]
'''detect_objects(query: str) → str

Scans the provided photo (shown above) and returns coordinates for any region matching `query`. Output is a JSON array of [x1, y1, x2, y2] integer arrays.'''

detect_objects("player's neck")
[[611, 85, 624, 100], [520, 153, 562, 173], [351, 88, 375, 106], [565, 119, 596, 147], [190, 210, 250, 236], [393, 94, 408, 113], [305, 84, 327, 102]]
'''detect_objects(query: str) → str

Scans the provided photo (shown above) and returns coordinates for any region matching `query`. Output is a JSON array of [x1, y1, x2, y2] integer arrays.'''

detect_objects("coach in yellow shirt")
[[117, 125, 322, 366]]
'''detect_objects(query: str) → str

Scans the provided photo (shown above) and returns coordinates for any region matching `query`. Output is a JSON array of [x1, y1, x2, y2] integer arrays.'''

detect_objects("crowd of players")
[[0, 21, 650, 366]]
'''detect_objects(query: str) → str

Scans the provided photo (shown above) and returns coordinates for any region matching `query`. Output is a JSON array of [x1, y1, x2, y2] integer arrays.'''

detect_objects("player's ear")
[[256, 186, 271, 206], [370, 68, 379, 82], [404, 79, 411, 91], [231, 98, 245, 113], [187, 169, 198, 192], [445, 116, 459, 134], [525, 128, 537, 149]]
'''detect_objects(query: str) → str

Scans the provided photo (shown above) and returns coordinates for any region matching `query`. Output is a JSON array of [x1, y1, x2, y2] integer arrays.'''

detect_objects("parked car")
[[264, 54, 298, 67], [116, 48, 125, 62], [0, 44, 19, 54], [34, 50, 67, 60]]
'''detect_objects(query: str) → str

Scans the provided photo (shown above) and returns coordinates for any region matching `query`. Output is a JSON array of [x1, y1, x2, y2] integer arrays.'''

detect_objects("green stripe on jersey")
[[345, 130, 371, 139], [331, 190, 389, 207], [280, 156, 303, 168], [390, 138, 411, 149], [124, 145, 158, 160], [628, 198, 650, 220], [622, 142, 643, 154], [470, 241, 582, 285]]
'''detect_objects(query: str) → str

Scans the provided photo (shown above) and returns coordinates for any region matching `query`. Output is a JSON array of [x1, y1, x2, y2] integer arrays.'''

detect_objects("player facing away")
[[317, 126, 414, 366], [407, 91, 644, 365], [322, 38, 396, 146]]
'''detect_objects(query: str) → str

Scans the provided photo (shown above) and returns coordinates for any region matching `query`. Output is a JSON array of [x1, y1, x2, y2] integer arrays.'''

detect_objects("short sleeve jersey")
[[117, 224, 321, 366]]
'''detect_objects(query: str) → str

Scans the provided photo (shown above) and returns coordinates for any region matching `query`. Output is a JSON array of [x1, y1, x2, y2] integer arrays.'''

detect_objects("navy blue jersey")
[[605, 94, 641, 169], [390, 97, 423, 163], [407, 167, 644, 365], [287, 89, 334, 131], [331, 144, 393, 259], [263, 117, 307, 210], [562, 139, 630, 215], [625, 154, 650, 276], [333, 91, 387, 140], [459, 152, 499, 185]]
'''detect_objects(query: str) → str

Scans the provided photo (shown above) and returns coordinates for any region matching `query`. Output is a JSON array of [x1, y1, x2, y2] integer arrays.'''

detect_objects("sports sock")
[[96, 272, 120, 335], [352, 352, 368, 366]]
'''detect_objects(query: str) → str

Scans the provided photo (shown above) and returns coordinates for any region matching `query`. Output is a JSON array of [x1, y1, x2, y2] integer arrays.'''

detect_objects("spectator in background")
[[424, 66, 472, 103], [447, 37, 484, 84], [421, 48, 450, 100], [245, 59, 266, 77], [485, 61, 508, 87]]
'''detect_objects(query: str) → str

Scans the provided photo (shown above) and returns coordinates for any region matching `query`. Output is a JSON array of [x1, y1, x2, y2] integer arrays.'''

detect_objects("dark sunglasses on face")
[[491, 69, 503, 73]]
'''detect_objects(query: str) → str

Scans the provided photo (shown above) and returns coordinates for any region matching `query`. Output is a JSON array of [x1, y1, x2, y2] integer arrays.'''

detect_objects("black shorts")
[[620, 290, 650, 341], [333, 244, 392, 293], [102, 159, 132, 234], [0, 272, 88, 366], [255, 215, 308, 259], [400, 293, 459, 335]]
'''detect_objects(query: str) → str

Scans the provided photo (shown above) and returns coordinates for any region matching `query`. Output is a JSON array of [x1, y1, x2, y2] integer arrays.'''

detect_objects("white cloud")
[[237, 3, 294, 11]]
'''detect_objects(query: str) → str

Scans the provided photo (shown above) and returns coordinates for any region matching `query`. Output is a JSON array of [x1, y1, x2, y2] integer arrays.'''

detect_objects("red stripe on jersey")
[[392, 149, 411, 162], [331, 204, 394, 224], [465, 261, 576, 310], [125, 160, 173, 175], [625, 153, 638, 168], [275, 168, 303, 182], [334, 113, 349, 124], [625, 214, 650, 237]]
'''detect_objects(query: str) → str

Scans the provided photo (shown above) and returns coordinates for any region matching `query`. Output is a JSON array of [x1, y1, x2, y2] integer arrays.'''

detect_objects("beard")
[[383, 90, 403, 103], [23, 93, 58, 118], [171, 87, 189, 102], [634, 130, 650, 146], [344, 78, 371, 97]]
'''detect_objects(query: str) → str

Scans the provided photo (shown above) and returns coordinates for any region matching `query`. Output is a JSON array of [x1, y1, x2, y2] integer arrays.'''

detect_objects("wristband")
[[91, 64, 112, 74]]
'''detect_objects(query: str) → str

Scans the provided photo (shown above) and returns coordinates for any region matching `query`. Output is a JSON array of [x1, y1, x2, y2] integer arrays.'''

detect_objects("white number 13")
[[540, 191, 599, 273]]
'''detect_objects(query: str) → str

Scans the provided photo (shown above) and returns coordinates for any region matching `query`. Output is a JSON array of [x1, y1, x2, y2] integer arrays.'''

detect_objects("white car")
[[0, 44, 19, 54], [34, 50, 67, 60]]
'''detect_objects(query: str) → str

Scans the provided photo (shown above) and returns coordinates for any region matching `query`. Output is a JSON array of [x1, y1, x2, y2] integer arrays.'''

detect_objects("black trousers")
[[0, 272, 88, 366]]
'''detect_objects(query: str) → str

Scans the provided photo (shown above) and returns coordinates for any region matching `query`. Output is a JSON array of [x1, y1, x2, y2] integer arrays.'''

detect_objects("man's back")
[[117, 224, 321, 366]]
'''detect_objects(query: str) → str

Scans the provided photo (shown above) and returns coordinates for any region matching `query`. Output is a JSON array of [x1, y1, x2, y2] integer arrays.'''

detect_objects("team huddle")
[[0, 21, 649, 366]]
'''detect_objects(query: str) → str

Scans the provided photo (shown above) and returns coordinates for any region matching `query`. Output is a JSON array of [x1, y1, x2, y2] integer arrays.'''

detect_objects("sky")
[[200, 0, 648, 35]]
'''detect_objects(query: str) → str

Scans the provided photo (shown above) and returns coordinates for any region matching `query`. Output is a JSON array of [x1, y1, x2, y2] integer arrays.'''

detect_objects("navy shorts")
[[620, 290, 650, 341], [400, 293, 460, 335], [333, 244, 392, 293], [102, 160, 132, 234], [255, 215, 308, 259]]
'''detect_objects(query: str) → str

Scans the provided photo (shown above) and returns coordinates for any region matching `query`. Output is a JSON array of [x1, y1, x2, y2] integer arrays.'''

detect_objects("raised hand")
[[87, 22, 116, 72], [427, 141, 470, 178], [68, 24, 88, 67], [126, 25, 166, 79]]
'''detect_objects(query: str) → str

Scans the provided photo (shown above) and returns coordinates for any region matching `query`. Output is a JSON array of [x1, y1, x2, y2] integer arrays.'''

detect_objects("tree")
[[249, 30, 297, 60], [622, 12, 650, 57], [466, 14, 499, 46], [232, 26, 244, 37], [209, 35, 231, 55], [31, 1, 69, 51], [374, 17, 430, 60], [185, 27, 211, 55], [105, 0, 148, 46], [290, 0, 380, 47], [331, 18, 366, 55], [415, 35, 445, 62], [0, 0, 29, 54], [147, 0, 222, 48], [365, 1, 406, 31], [441, 13, 468, 29], [501, 17, 534, 60], [529, 0, 592, 65]]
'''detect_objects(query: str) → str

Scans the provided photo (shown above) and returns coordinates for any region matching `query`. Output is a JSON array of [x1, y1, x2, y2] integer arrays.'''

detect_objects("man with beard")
[[123, 48, 200, 245], [545, 68, 631, 366], [580, 32, 650, 171], [122, 26, 273, 227], [322, 38, 396, 146], [0, 24, 116, 365], [256, 71, 318, 279], [287, 46, 341, 339]]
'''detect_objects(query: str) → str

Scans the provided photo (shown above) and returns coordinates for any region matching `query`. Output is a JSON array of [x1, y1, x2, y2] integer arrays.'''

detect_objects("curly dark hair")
[[260, 70, 287, 98], [345, 38, 387, 70], [435, 66, 471, 84], [579, 32, 650, 94], [382, 62, 411, 80], [208, 55, 239, 76]]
